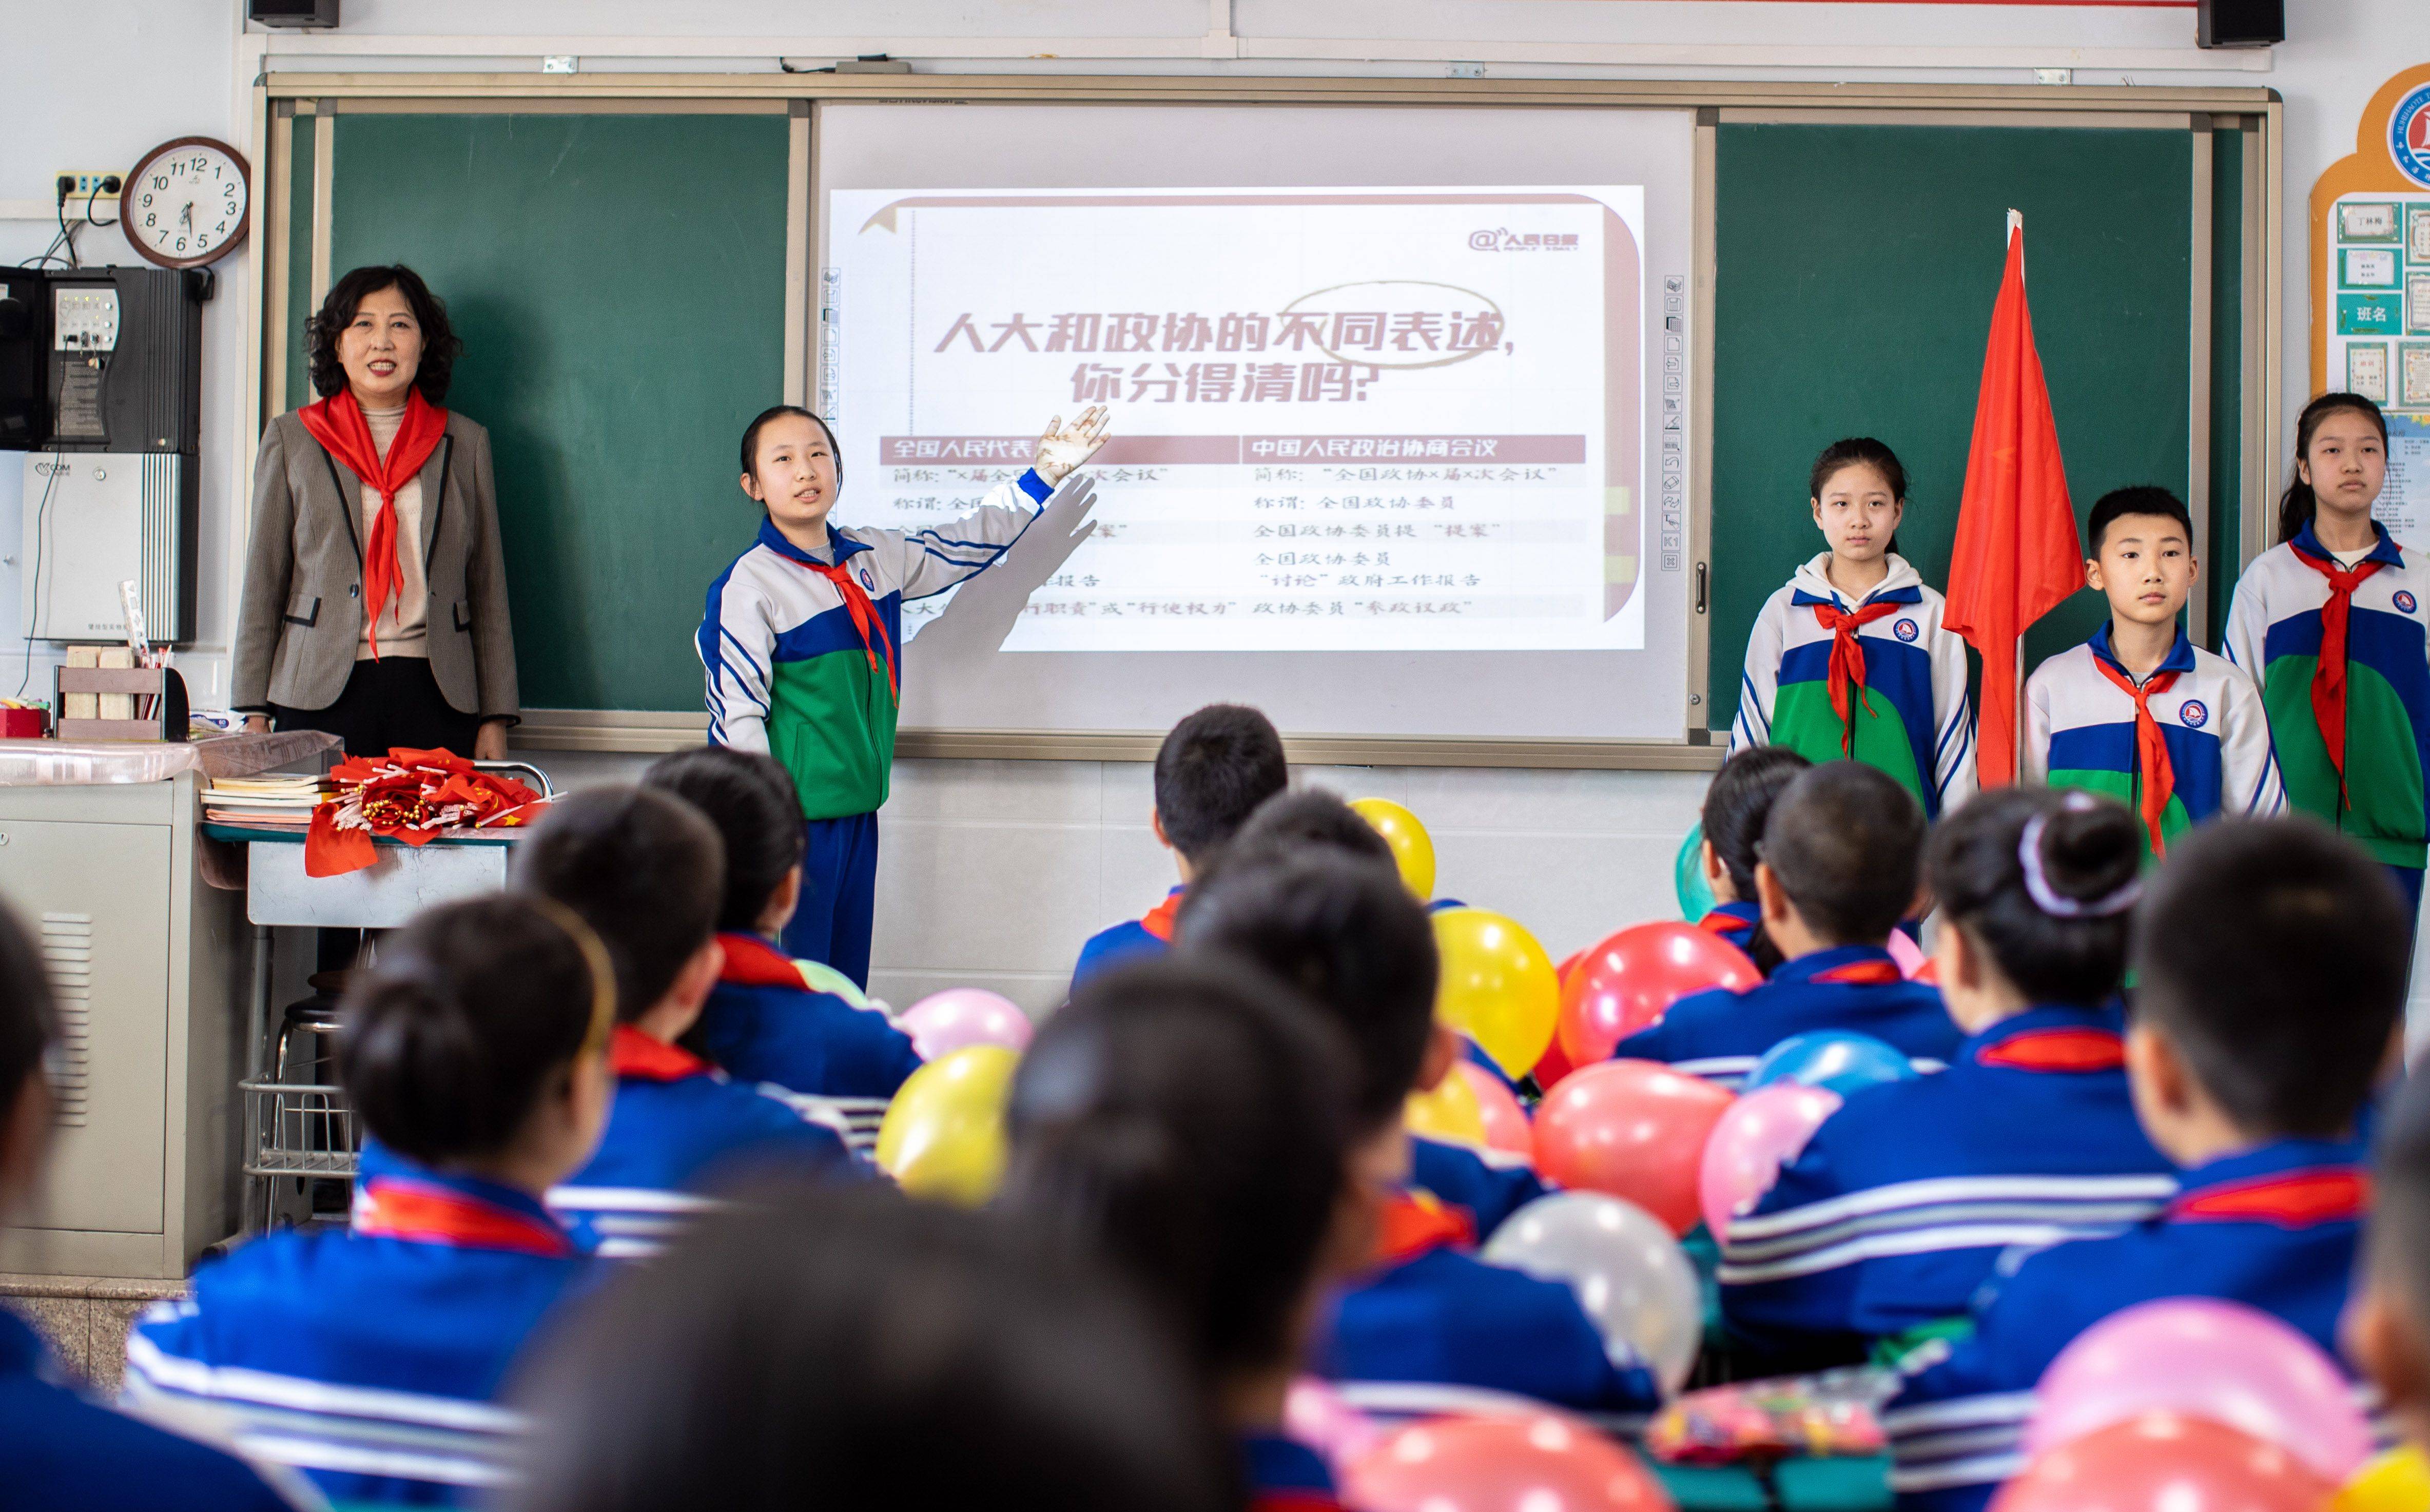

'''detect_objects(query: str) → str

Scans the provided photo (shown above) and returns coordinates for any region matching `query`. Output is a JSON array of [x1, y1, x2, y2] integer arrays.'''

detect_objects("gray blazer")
[[232, 409, 519, 721]]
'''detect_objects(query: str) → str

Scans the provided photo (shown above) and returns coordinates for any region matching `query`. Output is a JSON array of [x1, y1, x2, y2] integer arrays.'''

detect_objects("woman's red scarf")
[[297, 387, 448, 658]]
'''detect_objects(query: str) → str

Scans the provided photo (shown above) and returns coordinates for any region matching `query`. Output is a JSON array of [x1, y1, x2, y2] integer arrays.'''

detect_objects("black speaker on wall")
[[2199, 0, 2285, 48], [248, 0, 339, 27]]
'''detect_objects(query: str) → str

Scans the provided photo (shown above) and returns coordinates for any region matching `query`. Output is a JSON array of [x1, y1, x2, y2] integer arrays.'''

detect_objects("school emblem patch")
[[2398, 590, 2419, 614], [2393, 83, 2430, 188], [859, 568, 876, 589], [1893, 618, 1920, 643], [2178, 699, 2209, 730]]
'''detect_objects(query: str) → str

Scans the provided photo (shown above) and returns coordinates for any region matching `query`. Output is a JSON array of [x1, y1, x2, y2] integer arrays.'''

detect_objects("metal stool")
[[242, 991, 359, 1232]]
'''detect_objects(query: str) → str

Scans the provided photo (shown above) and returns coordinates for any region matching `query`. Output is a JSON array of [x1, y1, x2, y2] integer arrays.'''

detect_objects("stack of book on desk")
[[201, 774, 328, 833]]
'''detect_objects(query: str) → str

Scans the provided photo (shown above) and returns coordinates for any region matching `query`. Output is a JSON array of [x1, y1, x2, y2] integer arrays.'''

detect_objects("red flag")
[[1945, 220, 2082, 787]]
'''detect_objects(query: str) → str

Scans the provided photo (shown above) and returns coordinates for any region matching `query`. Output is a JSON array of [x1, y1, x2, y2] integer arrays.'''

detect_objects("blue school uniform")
[[1242, 1433, 1346, 1512], [1882, 1138, 2373, 1512], [1409, 1134, 1547, 1240], [1319, 1196, 1659, 1419], [1071, 886, 1183, 991], [1612, 943, 1959, 1089], [0, 1309, 299, 1511], [548, 1025, 855, 1259], [123, 1146, 592, 1505], [1719, 1005, 2175, 1355], [1699, 901, 1764, 960], [698, 933, 921, 1154]]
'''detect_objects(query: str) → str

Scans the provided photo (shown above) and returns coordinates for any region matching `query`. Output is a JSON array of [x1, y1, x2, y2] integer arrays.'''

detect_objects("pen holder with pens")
[[52, 664, 189, 742]]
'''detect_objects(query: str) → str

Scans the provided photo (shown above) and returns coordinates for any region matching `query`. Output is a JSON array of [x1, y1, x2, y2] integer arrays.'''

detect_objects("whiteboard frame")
[[251, 72, 2281, 769]]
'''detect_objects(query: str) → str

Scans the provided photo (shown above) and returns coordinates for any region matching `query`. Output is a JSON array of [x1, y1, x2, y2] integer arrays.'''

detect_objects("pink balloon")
[[1283, 1377, 1382, 1475], [1456, 1061, 1534, 1161], [1697, 1083, 1842, 1238], [1345, 1411, 1675, 1512], [897, 989, 1033, 1062], [2025, 1298, 2373, 1483], [1887, 930, 1927, 979]]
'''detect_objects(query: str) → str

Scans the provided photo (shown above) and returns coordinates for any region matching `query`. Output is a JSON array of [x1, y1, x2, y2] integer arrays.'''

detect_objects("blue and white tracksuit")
[[1611, 943, 1960, 1090]]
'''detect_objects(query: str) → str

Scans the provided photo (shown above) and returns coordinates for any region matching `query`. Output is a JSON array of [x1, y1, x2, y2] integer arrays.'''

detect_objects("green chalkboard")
[[1708, 124, 2201, 731], [320, 112, 790, 711]]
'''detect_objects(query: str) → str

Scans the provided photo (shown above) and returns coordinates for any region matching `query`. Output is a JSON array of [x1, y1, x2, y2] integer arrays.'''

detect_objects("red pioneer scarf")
[[2289, 545, 2387, 806], [296, 388, 448, 660], [1811, 599, 1903, 754], [782, 553, 899, 700], [2091, 656, 2183, 857], [351, 1176, 571, 1257]]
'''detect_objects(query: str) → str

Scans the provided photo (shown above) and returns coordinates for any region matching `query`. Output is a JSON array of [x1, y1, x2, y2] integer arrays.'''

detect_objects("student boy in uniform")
[[516, 787, 853, 1259], [1612, 761, 1957, 1088], [2024, 487, 2283, 857], [1070, 704, 1288, 991], [1882, 819, 2405, 1512]]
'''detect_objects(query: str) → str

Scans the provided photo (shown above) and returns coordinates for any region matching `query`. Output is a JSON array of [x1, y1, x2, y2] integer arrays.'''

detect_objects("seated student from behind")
[[999, 955, 1373, 1511], [515, 787, 854, 1258], [126, 896, 612, 1505], [1070, 703, 1288, 990], [1884, 819, 2405, 1512], [2349, 1069, 2430, 1459], [1180, 844, 1654, 1415], [2024, 487, 2283, 859], [1718, 789, 2173, 1365], [644, 746, 920, 1121], [511, 1182, 1228, 1512], [1695, 746, 1812, 973], [1218, 789, 1546, 1233], [1615, 761, 1954, 1088], [0, 902, 305, 1511]]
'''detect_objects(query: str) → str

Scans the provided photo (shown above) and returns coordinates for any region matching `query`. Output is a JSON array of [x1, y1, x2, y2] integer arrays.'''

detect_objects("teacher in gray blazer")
[[234, 264, 517, 759]]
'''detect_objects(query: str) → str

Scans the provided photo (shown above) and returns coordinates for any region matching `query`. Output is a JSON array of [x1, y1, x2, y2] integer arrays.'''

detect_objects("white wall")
[[8, 0, 2430, 1018]]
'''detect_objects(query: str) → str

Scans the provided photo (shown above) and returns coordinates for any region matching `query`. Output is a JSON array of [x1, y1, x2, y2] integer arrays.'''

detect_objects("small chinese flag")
[[1945, 215, 2082, 787]]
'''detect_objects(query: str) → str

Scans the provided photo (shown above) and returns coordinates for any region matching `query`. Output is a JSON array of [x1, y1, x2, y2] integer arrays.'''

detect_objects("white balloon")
[[1481, 1191, 1702, 1394]]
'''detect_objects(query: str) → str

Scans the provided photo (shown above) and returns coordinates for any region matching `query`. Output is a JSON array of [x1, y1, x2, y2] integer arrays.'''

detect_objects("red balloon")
[[1991, 1413, 2333, 1512], [1534, 1033, 1580, 1091], [1559, 924, 1761, 1067], [1532, 1059, 1735, 1234], [1558, 949, 1586, 986], [1345, 1411, 1675, 1512]]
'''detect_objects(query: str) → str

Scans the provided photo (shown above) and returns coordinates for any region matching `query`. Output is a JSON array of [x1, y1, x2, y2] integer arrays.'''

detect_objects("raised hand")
[[1033, 404, 1113, 487]]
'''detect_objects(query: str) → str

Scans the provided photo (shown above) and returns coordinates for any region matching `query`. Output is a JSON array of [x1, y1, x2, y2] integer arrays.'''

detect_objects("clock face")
[[124, 138, 250, 269]]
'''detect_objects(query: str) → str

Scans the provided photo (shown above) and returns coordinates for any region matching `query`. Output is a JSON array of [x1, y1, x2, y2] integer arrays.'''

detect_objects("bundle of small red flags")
[[303, 747, 547, 878]]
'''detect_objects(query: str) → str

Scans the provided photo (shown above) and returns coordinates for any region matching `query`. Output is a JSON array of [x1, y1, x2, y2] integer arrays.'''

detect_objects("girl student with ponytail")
[[1732, 438, 1977, 822], [125, 897, 615, 1507], [1696, 746, 1812, 974], [698, 403, 1112, 991], [2226, 392, 2430, 919], [1716, 788, 2174, 1364]]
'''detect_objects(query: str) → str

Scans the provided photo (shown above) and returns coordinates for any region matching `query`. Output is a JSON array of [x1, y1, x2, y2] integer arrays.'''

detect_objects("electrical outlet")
[[54, 170, 124, 202]]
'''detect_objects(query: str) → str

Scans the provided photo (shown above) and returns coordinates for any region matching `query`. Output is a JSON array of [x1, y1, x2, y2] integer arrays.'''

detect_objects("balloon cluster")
[[872, 990, 1035, 1203]]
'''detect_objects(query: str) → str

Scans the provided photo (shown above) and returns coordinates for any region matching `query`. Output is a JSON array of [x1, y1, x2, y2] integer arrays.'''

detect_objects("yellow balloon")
[[2336, 1448, 2430, 1512], [875, 1045, 1019, 1205], [1350, 798, 1437, 898], [1431, 907, 1558, 1078], [1405, 1066, 1489, 1147]]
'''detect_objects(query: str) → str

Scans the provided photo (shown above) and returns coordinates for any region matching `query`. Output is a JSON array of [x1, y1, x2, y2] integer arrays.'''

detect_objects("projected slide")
[[823, 187, 1646, 654]]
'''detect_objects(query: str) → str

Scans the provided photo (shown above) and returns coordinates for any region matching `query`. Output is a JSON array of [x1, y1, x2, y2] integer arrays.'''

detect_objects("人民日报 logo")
[[2178, 700, 2209, 730], [2392, 83, 2430, 188], [1893, 618, 1920, 643]]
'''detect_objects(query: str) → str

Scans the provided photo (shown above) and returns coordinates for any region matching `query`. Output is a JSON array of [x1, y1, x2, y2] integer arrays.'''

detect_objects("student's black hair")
[[2132, 818, 2408, 1141], [999, 955, 1355, 1391], [511, 1180, 1230, 1512], [1929, 788, 2141, 1007], [2371, 1070, 2430, 1333], [1809, 437, 1908, 561], [340, 895, 608, 1167], [2278, 392, 2389, 545], [643, 746, 807, 935], [2086, 486, 2196, 558], [1152, 704, 1290, 864], [1760, 760, 1924, 947], [1702, 746, 1812, 974], [738, 405, 843, 488], [514, 787, 725, 1024], [1176, 847, 1437, 1132], [307, 264, 461, 403], [0, 901, 54, 1131], [1221, 788, 1396, 872]]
